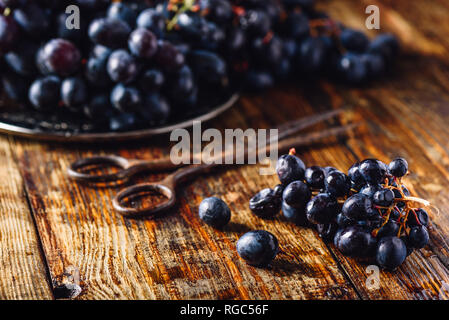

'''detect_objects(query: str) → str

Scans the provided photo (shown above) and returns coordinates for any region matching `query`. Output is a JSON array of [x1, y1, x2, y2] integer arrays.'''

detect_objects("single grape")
[[154, 40, 185, 72], [306, 193, 339, 224], [138, 93, 170, 126], [376, 220, 400, 239], [85, 45, 112, 88], [136, 8, 165, 38], [276, 153, 306, 185], [138, 69, 165, 92], [359, 159, 387, 185], [408, 226, 429, 249], [249, 188, 282, 219], [376, 236, 407, 270], [88, 18, 131, 48], [107, 49, 138, 84], [61, 77, 88, 110], [110, 84, 142, 112], [348, 162, 365, 187], [335, 226, 377, 258], [236, 230, 279, 267], [342, 193, 374, 221], [188, 50, 227, 86], [297, 37, 327, 73], [388, 157, 408, 177], [28, 76, 61, 111], [305, 166, 325, 189], [198, 197, 231, 228], [282, 180, 311, 209], [107, 2, 136, 27], [325, 170, 351, 197], [39, 39, 81, 76], [128, 28, 157, 59], [245, 70, 274, 91]]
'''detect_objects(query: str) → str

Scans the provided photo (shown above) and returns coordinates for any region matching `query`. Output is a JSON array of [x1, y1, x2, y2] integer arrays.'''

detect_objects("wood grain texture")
[[10, 124, 359, 299], [3, 0, 449, 300], [0, 136, 52, 300]]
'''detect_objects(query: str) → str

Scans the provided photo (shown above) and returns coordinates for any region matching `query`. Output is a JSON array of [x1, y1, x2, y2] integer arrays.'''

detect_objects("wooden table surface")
[[1, 0, 449, 300]]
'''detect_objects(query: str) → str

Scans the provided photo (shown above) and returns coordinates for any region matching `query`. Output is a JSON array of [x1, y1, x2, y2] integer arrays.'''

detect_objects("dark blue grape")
[[348, 162, 365, 188], [376, 236, 407, 270], [110, 84, 142, 112], [282, 180, 311, 209], [342, 193, 374, 221], [306, 193, 339, 224], [359, 159, 387, 185], [388, 157, 408, 177], [136, 8, 166, 38], [337, 53, 367, 84], [107, 2, 137, 27], [198, 197, 231, 228], [335, 225, 377, 258], [88, 18, 131, 48], [276, 154, 306, 185], [107, 49, 138, 83], [138, 69, 164, 92], [236, 230, 279, 267], [325, 171, 351, 197], [128, 28, 157, 59], [408, 226, 429, 249], [249, 188, 281, 219], [360, 183, 382, 199], [305, 166, 325, 189], [28, 76, 61, 111], [38, 39, 81, 76], [61, 77, 88, 110], [154, 41, 185, 72], [317, 222, 338, 242], [188, 50, 227, 86]]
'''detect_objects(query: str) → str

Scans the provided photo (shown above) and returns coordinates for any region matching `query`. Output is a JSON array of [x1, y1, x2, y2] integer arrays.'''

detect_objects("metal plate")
[[0, 92, 239, 143]]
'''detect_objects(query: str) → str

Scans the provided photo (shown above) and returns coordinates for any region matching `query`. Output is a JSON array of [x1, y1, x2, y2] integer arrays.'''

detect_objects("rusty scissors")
[[68, 110, 357, 218]]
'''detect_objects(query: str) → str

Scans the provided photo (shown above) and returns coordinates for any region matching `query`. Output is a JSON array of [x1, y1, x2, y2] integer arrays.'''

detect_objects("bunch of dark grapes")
[[249, 149, 430, 270], [0, 0, 399, 132]]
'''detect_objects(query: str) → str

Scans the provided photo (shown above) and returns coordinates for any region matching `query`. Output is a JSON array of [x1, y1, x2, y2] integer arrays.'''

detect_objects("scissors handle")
[[112, 163, 216, 217], [68, 155, 178, 184]]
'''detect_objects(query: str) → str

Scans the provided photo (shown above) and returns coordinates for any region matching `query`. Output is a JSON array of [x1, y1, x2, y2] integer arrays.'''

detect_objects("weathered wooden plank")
[[10, 95, 361, 299], [0, 136, 52, 300]]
